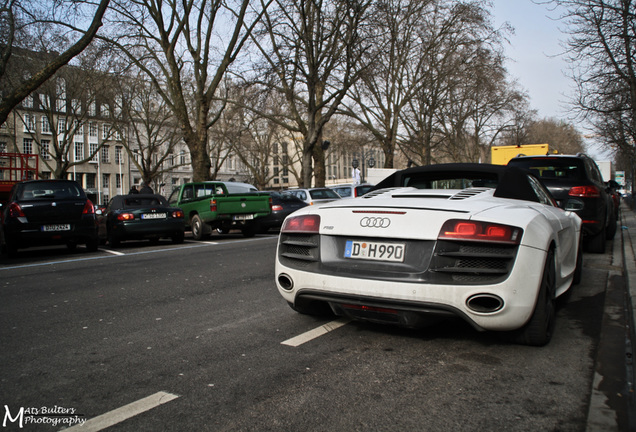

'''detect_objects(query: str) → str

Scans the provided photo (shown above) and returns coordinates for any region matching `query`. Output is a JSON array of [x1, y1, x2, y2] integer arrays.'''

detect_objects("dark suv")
[[507, 154, 616, 253], [1, 179, 99, 257]]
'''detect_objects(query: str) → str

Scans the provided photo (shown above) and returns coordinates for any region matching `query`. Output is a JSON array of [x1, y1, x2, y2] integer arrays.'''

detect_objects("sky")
[[490, 0, 572, 121], [489, 0, 613, 158]]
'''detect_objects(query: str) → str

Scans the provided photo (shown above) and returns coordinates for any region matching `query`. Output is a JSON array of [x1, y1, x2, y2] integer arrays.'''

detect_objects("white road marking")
[[64, 391, 179, 432], [102, 249, 125, 256], [281, 318, 351, 347]]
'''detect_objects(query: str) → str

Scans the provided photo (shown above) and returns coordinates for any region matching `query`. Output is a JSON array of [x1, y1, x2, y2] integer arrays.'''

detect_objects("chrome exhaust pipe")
[[466, 294, 504, 313]]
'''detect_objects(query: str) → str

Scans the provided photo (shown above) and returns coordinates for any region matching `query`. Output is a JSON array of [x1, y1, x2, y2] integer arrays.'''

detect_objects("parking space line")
[[281, 318, 351, 347], [65, 391, 179, 432], [102, 249, 125, 256]]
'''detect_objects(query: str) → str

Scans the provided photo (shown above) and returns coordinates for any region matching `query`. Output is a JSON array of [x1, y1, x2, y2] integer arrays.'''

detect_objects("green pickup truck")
[[167, 181, 271, 239]]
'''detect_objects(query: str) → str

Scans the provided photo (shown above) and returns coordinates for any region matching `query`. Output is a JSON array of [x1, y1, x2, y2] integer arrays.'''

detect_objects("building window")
[[71, 98, 81, 114], [23, 138, 33, 154], [102, 123, 110, 140], [74, 141, 84, 161], [41, 116, 51, 134], [23, 114, 36, 132], [75, 121, 84, 137], [115, 146, 123, 165], [180, 151, 186, 165], [88, 101, 96, 116], [102, 173, 110, 188], [89, 142, 99, 162], [41, 140, 50, 160], [89, 122, 98, 138], [22, 94, 34, 108], [116, 173, 122, 188], [0, 142, 6, 153], [57, 118, 66, 135], [86, 173, 96, 189], [101, 145, 110, 163], [102, 104, 110, 118]]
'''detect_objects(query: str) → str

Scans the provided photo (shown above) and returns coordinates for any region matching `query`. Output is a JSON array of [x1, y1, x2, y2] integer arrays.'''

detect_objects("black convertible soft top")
[[371, 163, 542, 203]]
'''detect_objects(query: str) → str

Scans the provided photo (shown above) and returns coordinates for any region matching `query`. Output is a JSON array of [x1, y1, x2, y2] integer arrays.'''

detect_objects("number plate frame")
[[141, 213, 167, 220], [344, 240, 405, 262], [41, 224, 71, 232]]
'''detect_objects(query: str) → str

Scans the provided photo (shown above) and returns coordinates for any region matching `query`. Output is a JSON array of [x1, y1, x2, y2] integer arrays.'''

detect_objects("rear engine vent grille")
[[429, 240, 518, 284], [278, 233, 320, 269]]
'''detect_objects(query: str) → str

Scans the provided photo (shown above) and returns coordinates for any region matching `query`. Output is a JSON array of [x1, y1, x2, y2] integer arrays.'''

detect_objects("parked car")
[[276, 163, 582, 346], [285, 188, 342, 206], [97, 194, 185, 247], [329, 183, 374, 199], [258, 192, 308, 233], [0, 179, 99, 257], [167, 181, 271, 239], [507, 154, 616, 253]]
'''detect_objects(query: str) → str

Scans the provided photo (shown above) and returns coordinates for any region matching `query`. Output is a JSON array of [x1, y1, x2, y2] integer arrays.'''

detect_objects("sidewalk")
[[587, 203, 636, 431]]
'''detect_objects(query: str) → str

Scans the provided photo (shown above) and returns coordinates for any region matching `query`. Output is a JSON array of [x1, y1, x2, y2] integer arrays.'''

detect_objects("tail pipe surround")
[[278, 274, 294, 291], [466, 293, 504, 313]]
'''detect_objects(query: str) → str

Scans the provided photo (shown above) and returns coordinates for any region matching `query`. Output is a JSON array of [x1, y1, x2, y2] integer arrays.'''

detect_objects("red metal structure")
[[0, 152, 39, 202]]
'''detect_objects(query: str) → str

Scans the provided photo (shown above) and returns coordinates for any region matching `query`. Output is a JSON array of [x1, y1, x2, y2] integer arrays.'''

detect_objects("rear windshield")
[[508, 158, 584, 180], [18, 182, 83, 200], [309, 189, 341, 199], [402, 172, 499, 189], [122, 196, 167, 208]]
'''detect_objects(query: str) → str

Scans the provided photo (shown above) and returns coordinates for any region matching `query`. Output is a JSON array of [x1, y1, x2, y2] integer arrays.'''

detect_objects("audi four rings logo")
[[360, 217, 391, 228]]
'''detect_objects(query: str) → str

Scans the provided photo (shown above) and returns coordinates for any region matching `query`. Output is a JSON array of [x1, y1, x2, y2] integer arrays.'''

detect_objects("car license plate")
[[233, 214, 254, 221], [344, 240, 405, 262], [41, 224, 71, 232], [141, 213, 167, 219]]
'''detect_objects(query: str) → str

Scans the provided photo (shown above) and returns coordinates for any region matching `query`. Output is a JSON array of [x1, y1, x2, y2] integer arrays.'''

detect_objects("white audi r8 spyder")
[[275, 163, 583, 346]]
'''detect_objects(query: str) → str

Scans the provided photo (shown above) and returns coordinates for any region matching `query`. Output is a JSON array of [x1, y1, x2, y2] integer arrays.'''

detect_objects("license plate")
[[42, 224, 71, 232], [233, 214, 254, 221], [141, 213, 166, 219], [344, 240, 405, 262]]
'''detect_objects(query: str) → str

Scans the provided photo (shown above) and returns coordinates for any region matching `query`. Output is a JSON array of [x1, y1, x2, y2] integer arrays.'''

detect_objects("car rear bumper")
[[4, 220, 98, 248], [276, 244, 547, 332]]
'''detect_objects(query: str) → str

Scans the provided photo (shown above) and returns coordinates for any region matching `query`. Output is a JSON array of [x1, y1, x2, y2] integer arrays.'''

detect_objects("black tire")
[[108, 230, 121, 248], [86, 237, 99, 252], [606, 216, 617, 240], [242, 224, 256, 238], [191, 215, 206, 240], [586, 225, 606, 254], [507, 249, 556, 346], [5, 240, 18, 258], [172, 231, 185, 244]]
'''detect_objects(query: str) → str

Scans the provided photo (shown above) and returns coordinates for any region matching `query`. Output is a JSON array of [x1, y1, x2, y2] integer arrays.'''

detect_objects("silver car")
[[285, 188, 342, 206]]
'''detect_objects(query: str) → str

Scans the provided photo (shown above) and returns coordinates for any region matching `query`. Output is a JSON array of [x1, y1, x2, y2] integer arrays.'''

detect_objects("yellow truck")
[[491, 144, 552, 165]]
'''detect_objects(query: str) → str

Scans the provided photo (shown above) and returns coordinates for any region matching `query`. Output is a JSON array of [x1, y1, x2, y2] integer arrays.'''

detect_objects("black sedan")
[[258, 191, 308, 233], [1, 179, 99, 257], [98, 194, 185, 247]]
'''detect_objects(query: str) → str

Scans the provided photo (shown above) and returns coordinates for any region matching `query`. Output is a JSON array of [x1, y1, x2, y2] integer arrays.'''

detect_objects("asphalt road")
[[0, 233, 613, 431]]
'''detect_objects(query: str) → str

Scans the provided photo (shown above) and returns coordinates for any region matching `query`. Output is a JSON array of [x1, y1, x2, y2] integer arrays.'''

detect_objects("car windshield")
[[122, 196, 167, 208], [402, 172, 499, 189], [309, 189, 341, 199], [18, 182, 83, 200], [508, 158, 584, 180]]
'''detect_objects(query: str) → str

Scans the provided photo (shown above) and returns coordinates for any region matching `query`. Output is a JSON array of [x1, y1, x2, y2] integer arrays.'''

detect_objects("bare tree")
[[550, 0, 636, 161], [0, 0, 110, 125], [103, 0, 269, 182], [525, 118, 585, 154], [115, 76, 185, 188], [248, 0, 372, 187]]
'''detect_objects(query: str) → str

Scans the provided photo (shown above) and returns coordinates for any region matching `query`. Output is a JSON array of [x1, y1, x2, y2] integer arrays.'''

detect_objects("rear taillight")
[[272, 205, 284, 211], [569, 185, 600, 198], [172, 210, 184, 218], [210, 199, 217, 212], [7, 202, 25, 218], [83, 199, 95, 215], [438, 219, 522, 244], [117, 213, 135, 221], [269, 196, 273, 209], [282, 215, 320, 233]]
